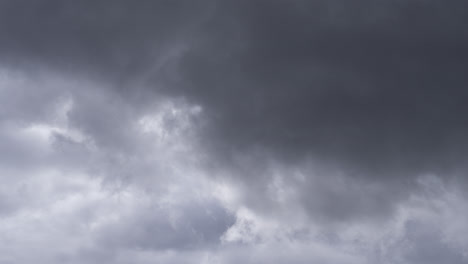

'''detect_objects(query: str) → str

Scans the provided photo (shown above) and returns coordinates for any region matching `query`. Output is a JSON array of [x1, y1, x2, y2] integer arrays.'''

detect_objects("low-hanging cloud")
[[1, 1, 468, 263]]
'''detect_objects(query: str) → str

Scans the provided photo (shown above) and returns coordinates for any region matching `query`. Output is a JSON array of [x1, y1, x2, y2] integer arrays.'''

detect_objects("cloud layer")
[[1, 1, 468, 263]]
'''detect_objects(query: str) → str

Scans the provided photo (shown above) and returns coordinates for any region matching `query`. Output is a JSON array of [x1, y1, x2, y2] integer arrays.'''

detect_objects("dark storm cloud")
[[172, 0, 468, 222], [177, 0, 468, 176], [2, 0, 467, 221], [2, 1, 468, 263], [0, 0, 209, 79], [2, 0, 468, 179]]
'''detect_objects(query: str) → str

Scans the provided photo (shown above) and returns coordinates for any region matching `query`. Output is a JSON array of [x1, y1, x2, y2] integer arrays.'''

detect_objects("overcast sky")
[[1, 1, 468, 263]]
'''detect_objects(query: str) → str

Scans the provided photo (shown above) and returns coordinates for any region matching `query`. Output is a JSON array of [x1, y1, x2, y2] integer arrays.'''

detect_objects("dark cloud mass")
[[1, 1, 468, 263], [180, 0, 468, 171]]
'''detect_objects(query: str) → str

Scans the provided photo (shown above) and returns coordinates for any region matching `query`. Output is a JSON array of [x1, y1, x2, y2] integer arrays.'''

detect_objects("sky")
[[1, 1, 468, 263]]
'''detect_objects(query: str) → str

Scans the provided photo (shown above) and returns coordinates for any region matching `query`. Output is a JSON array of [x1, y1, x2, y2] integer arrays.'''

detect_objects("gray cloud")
[[1, 1, 468, 263], [3, 1, 468, 176], [170, 0, 468, 225], [95, 199, 234, 251], [401, 220, 466, 264], [177, 0, 468, 172]]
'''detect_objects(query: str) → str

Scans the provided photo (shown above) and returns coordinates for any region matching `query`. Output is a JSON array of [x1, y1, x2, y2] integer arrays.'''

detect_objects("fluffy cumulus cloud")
[[1, 1, 468, 263]]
